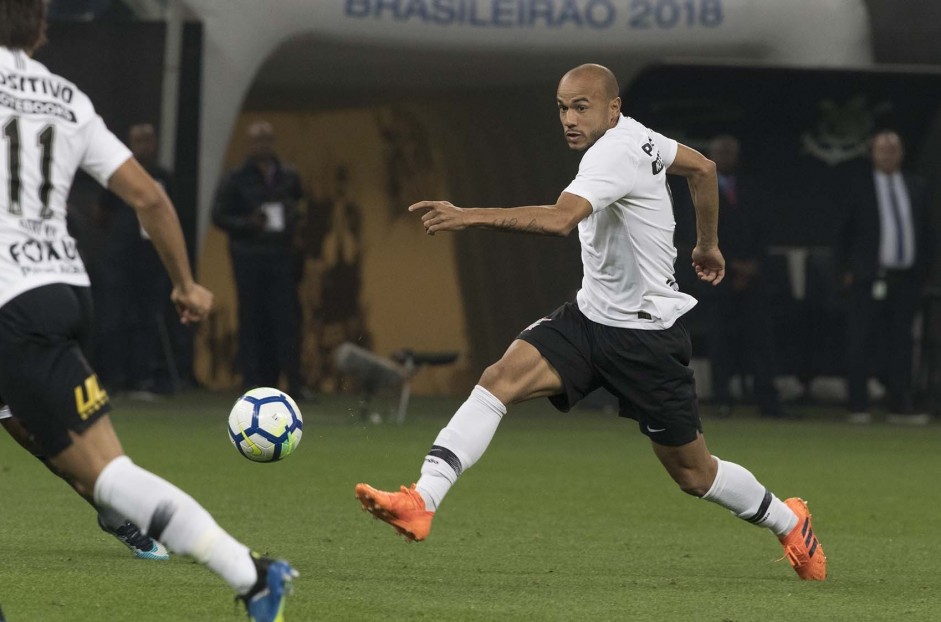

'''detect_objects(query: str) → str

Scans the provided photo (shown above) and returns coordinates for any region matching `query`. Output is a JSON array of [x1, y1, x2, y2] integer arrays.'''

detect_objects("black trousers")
[[707, 284, 781, 413], [92, 243, 168, 392], [231, 251, 301, 390], [846, 269, 920, 413]]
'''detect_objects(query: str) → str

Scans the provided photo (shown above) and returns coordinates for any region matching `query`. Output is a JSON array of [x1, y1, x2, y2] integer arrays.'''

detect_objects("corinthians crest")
[[801, 96, 891, 166]]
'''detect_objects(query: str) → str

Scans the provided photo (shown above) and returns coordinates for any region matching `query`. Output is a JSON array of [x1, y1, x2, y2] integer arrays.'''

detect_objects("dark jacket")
[[837, 170, 933, 283], [212, 158, 303, 255], [716, 173, 767, 264], [98, 164, 173, 259]]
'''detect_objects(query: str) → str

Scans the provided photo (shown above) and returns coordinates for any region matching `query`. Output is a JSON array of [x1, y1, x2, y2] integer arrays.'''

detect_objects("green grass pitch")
[[1, 392, 939, 621]]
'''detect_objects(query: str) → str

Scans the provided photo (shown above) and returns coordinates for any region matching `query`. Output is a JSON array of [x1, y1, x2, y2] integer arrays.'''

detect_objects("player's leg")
[[0, 406, 168, 559], [48, 416, 296, 616], [423, 300, 599, 503], [0, 285, 295, 619], [414, 338, 563, 507], [620, 322, 824, 580], [652, 434, 795, 533], [356, 303, 597, 541], [355, 339, 563, 540], [651, 434, 825, 580], [52, 417, 251, 580]]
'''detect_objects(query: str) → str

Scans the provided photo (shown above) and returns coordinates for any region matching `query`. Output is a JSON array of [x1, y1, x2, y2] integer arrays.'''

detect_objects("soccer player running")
[[356, 63, 826, 581], [0, 2, 296, 619]]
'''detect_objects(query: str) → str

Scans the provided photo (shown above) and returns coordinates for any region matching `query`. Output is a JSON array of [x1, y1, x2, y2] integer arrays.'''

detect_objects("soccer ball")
[[227, 387, 303, 462]]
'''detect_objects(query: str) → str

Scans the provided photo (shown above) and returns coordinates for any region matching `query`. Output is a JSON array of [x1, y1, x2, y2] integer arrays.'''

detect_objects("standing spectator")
[[93, 123, 172, 398], [213, 121, 308, 397], [838, 131, 935, 425], [705, 135, 786, 418]]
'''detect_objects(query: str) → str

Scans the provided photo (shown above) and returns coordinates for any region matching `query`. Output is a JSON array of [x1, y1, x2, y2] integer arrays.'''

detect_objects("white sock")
[[701, 457, 798, 537], [96, 506, 128, 530], [416, 385, 506, 511], [93, 456, 258, 594]]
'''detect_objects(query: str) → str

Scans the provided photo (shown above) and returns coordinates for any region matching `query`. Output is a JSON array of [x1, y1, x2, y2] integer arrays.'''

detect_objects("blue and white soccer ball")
[[227, 387, 303, 462]]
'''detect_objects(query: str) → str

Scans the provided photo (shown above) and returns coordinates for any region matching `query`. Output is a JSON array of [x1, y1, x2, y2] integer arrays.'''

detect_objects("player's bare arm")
[[667, 144, 725, 285], [408, 192, 592, 237], [107, 158, 213, 323]]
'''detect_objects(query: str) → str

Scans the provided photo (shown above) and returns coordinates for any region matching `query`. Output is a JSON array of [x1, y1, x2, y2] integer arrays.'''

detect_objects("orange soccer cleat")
[[779, 497, 827, 581], [355, 483, 434, 542]]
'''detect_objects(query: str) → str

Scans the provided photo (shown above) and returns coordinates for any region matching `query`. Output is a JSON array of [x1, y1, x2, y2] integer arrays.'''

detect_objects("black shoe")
[[97, 515, 169, 560]]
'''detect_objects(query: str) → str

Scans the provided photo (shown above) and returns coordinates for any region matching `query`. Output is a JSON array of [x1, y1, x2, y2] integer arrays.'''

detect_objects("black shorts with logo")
[[518, 302, 701, 447], [0, 284, 111, 457]]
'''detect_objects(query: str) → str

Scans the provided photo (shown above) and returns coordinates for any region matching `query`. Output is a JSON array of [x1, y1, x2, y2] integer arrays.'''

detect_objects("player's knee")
[[673, 471, 712, 497], [477, 359, 529, 404], [478, 361, 504, 390], [478, 361, 524, 404]]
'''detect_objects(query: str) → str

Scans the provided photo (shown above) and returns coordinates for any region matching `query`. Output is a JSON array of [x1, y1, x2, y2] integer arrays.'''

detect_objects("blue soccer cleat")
[[240, 553, 298, 622], [97, 515, 170, 560]]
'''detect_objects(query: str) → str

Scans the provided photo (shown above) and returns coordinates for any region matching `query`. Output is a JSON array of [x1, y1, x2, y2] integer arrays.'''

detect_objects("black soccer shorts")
[[0, 284, 111, 457], [518, 301, 702, 447]]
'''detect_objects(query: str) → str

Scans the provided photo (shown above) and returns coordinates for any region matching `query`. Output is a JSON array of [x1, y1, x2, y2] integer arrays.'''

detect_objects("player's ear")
[[610, 97, 621, 120]]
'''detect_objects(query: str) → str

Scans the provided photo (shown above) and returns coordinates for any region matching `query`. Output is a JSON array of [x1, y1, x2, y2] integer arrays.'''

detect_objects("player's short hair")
[[0, 0, 48, 52], [563, 64, 620, 101]]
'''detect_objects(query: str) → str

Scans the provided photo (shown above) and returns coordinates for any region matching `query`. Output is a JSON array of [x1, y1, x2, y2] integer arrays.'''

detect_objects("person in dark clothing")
[[212, 121, 308, 396], [93, 123, 172, 398], [705, 135, 785, 418], [837, 131, 935, 425]]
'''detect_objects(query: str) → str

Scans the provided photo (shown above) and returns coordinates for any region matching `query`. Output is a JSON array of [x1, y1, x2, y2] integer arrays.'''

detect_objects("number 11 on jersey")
[[3, 116, 55, 219]]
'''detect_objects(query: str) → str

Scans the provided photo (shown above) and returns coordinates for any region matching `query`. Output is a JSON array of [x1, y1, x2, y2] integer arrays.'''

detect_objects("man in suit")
[[838, 131, 934, 425], [705, 135, 785, 418]]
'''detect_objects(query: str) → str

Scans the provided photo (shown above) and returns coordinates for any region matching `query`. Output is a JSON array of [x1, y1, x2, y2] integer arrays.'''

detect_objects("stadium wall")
[[186, 0, 873, 386], [196, 107, 473, 394], [39, 1, 885, 394]]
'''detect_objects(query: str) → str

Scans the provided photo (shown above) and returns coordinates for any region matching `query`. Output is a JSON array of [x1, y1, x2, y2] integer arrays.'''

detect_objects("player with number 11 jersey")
[[0, 47, 129, 305], [0, 2, 294, 617]]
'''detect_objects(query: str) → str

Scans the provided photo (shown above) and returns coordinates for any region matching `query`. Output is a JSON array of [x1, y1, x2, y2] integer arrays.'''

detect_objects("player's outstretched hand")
[[171, 283, 214, 324], [691, 245, 725, 286], [408, 200, 466, 235]]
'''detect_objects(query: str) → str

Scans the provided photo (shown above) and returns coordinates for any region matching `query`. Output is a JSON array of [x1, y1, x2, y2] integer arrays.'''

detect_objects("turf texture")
[[0, 392, 939, 621]]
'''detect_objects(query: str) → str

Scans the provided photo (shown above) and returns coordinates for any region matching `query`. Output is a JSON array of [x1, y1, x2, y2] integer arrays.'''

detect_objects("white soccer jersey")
[[564, 115, 696, 330], [0, 46, 131, 310]]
